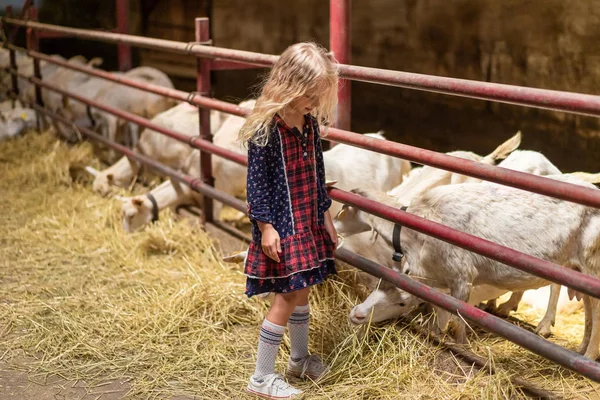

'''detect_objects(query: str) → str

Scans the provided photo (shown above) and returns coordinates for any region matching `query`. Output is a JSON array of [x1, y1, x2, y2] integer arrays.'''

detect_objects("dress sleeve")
[[246, 138, 274, 224], [313, 122, 332, 212]]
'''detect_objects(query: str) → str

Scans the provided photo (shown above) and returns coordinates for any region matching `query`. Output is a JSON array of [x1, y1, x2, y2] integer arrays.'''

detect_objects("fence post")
[[26, 7, 44, 131], [5, 6, 20, 108], [195, 17, 213, 224], [7, 0, 33, 44], [330, 0, 351, 145], [116, 0, 132, 71]]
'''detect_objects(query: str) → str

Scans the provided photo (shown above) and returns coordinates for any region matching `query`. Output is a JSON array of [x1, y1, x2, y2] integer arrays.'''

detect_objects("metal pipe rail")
[[22, 59, 600, 302], [3, 17, 600, 117], [330, 0, 351, 131], [13, 66, 600, 298], [1, 17, 277, 66], [335, 247, 600, 383], [32, 103, 247, 213], [13, 46, 600, 210], [325, 127, 600, 209], [329, 187, 600, 300], [6, 14, 600, 384], [17, 72, 248, 167], [21, 47, 250, 116], [33, 86, 600, 383], [13, 48, 600, 296]]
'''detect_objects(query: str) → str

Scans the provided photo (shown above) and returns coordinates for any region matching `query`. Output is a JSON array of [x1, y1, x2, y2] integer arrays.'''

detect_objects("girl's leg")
[[288, 288, 310, 361], [253, 291, 301, 379], [266, 290, 302, 325], [287, 287, 328, 380], [248, 291, 303, 398]]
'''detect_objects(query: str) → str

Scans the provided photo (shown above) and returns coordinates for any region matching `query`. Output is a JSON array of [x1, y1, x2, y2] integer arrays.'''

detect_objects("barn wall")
[[138, 0, 207, 78]]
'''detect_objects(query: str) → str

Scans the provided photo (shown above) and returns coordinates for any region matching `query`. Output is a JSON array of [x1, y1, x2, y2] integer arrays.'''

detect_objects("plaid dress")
[[244, 114, 337, 297]]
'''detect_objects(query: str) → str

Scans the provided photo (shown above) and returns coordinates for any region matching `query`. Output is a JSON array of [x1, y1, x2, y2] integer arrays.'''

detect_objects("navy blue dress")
[[244, 114, 336, 297]]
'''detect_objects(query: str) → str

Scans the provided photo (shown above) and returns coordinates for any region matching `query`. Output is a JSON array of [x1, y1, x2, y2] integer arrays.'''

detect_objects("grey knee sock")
[[288, 304, 310, 361], [252, 319, 285, 380]]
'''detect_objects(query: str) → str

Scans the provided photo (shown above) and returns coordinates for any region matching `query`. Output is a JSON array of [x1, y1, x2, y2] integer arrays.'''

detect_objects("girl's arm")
[[247, 139, 274, 225], [247, 138, 282, 262]]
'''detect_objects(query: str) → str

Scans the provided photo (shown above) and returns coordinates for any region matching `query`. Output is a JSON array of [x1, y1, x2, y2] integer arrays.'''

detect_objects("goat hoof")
[[535, 323, 552, 338], [493, 305, 513, 319]]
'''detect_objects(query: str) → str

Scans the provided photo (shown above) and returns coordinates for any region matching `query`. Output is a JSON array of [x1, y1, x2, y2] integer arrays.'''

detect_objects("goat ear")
[[88, 57, 103, 67], [335, 234, 344, 250], [69, 55, 87, 63], [131, 197, 144, 207], [336, 207, 348, 220], [222, 251, 247, 263]]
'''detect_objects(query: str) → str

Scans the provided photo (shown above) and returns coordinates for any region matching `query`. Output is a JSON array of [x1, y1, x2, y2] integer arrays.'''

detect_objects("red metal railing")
[[11, 2, 132, 71], [17, 62, 600, 300], [13, 46, 600, 209], [31, 103, 246, 213], [4, 12, 600, 386], [195, 17, 213, 223], [3, 17, 600, 117], [116, 0, 131, 71], [336, 248, 600, 382], [29, 93, 600, 383], [5, 1, 32, 43]]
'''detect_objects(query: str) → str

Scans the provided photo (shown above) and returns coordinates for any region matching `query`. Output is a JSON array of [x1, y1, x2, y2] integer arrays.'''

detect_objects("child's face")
[[290, 93, 320, 115], [289, 81, 328, 115]]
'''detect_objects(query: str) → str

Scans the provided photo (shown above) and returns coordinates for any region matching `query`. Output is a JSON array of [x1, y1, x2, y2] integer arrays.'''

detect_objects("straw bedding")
[[0, 131, 598, 399]]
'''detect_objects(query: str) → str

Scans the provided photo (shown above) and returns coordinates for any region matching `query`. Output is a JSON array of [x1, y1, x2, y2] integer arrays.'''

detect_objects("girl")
[[239, 42, 339, 399]]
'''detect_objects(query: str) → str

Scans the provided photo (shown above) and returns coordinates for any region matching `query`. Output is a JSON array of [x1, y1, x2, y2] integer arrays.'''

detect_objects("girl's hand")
[[324, 211, 338, 248], [258, 222, 282, 262]]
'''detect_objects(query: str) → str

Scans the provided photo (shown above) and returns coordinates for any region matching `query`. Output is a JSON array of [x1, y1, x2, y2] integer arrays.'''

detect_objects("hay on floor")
[[0, 131, 598, 399]]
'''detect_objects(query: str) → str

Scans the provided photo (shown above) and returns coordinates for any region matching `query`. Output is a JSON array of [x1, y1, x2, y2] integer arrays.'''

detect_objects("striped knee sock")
[[252, 319, 285, 380], [288, 304, 310, 361]]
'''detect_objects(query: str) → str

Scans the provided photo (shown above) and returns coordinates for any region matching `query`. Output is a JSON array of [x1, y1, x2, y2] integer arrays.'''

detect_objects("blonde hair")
[[239, 42, 339, 146]]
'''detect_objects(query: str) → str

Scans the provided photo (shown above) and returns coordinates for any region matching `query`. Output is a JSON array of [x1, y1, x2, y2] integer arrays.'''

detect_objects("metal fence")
[[3, 4, 600, 384]]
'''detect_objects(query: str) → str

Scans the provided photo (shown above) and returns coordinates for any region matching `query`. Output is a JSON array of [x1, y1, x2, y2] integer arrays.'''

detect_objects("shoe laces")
[[264, 373, 293, 392], [299, 354, 324, 377]]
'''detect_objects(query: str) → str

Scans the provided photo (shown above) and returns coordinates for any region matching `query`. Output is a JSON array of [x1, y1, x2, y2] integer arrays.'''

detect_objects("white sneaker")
[[287, 354, 329, 381], [247, 373, 302, 399]]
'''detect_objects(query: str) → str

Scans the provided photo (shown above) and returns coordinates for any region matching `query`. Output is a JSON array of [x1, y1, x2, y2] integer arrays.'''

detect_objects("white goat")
[[117, 100, 254, 231], [0, 107, 37, 140], [324, 131, 412, 217], [347, 148, 569, 337], [334, 176, 600, 359], [92, 101, 231, 196], [387, 132, 522, 206]]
